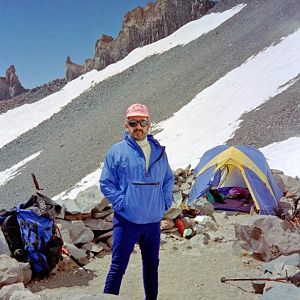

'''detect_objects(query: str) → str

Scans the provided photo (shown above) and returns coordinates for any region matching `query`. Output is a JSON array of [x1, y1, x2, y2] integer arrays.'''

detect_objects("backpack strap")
[[1, 213, 27, 262]]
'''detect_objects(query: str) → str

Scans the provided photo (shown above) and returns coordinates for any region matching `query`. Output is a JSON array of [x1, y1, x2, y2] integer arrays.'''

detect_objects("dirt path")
[[28, 214, 262, 300]]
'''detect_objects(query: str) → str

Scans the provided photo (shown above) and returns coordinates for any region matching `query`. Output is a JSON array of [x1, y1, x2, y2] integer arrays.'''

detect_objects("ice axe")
[[221, 271, 300, 285], [31, 173, 43, 191], [54, 222, 90, 273], [61, 246, 90, 273]]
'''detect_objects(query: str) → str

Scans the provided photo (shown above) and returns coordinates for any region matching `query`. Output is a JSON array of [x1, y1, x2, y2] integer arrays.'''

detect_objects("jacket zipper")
[[146, 146, 166, 177], [132, 181, 160, 186]]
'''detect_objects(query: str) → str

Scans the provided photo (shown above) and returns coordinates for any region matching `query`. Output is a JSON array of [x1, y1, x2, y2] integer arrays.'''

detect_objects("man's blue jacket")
[[100, 132, 174, 224]]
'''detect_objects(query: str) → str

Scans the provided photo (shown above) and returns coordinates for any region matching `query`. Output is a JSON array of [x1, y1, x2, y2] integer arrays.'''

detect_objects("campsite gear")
[[194, 215, 210, 224], [221, 271, 300, 287], [31, 173, 43, 191], [61, 246, 89, 272], [0, 174, 63, 278], [213, 198, 253, 213], [183, 228, 194, 239], [207, 187, 225, 204], [174, 218, 185, 236], [189, 145, 283, 215], [1, 193, 63, 278], [126, 103, 150, 118], [227, 187, 250, 199]]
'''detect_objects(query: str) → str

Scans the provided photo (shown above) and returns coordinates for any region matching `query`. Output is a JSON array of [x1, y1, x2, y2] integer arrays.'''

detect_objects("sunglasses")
[[128, 119, 149, 128]]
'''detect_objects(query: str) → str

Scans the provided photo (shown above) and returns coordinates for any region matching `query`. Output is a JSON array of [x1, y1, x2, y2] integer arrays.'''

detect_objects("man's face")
[[125, 116, 150, 141]]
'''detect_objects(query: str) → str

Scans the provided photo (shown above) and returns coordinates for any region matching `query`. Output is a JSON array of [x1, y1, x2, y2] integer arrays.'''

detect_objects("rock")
[[0, 231, 10, 256], [281, 174, 300, 195], [260, 253, 300, 274], [193, 224, 207, 235], [57, 219, 94, 244], [97, 242, 111, 252], [9, 290, 40, 300], [207, 231, 224, 242], [174, 168, 186, 177], [189, 234, 209, 248], [180, 182, 190, 191], [18, 262, 31, 285], [192, 197, 214, 216], [107, 237, 113, 249], [182, 189, 191, 197], [172, 191, 183, 207], [161, 219, 175, 230], [65, 0, 215, 80], [95, 231, 113, 243], [263, 281, 284, 293], [83, 219, 113, 231], [0, 255, 31, 288], [92, 209, 113, 219], [234, 215, 300, 261], [104, 212, 114, 222], [64, 243, 87, 260], [186, 175, 194, 185], [214, 211, 229, 224], [0, 65, 26, 101], [181, 217, 194, 229], [57, 198, 81, 214], [0, 282, 26, 300], [173, 185, 181, 192], [163, 207, 182, 220], [261, 283, 300, 300], [75, 185, 106, 214], [82, 242, 104, 253], [272, 173, 286, 192], [91, 197, 111, 213], [65, 56, 85, 81], [232, 240, 253, 256]]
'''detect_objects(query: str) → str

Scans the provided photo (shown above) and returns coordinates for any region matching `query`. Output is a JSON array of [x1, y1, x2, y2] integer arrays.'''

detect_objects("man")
[[100, 103, 174, 299]]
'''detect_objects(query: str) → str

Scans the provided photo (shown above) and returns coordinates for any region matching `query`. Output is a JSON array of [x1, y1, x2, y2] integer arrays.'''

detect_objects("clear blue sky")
[[0, 0, 149, 88]]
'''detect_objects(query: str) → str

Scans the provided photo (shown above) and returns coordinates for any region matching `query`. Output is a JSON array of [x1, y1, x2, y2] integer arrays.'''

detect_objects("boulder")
[[0, 231, 10, 256], [260, 253, 300, 274], [0, 255, 31, 288], [261, 283, 300, 300], [163, 207, 182, 220], [83, 219, 113, 231], [234, 215, 300, 261], [57, 219, 94, 244], [0, 282, 26, 300]]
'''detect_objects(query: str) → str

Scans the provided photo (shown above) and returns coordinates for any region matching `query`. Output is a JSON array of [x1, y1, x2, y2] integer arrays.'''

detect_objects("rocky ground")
[[1, 170, 300, 299], [27, 212, 262, 300]]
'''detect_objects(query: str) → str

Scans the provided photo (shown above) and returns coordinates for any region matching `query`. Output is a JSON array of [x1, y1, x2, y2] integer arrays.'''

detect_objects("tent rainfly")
[[188, 145, 283, 215]]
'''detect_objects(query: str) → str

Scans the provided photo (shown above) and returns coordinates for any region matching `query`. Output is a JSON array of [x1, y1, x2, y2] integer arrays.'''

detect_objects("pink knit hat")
[[126, 103, 150, 118]]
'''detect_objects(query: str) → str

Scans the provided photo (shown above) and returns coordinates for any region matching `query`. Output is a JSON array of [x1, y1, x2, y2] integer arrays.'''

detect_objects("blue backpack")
[[1, 193, 63, 278]]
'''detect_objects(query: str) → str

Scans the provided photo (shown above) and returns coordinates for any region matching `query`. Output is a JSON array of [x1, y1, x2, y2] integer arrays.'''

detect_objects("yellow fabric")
[[195, 146, 276, 211]]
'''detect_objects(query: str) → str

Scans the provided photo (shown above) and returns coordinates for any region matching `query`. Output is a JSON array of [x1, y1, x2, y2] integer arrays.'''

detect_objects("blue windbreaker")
[[100, 132, 174, 224]]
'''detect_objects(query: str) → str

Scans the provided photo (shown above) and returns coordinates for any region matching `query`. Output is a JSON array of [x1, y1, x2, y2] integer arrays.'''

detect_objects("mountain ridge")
[[0, 0, 215, 104], [66, 0, 215, 81], [0, 0, 299, 208]]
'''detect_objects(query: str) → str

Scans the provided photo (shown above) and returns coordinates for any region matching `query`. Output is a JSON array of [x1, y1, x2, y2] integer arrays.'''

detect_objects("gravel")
[[0, 0, 299, 208]]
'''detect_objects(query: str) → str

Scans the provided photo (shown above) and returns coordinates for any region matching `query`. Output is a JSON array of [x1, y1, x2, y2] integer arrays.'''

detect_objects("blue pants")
[[104, 213, 160, 300]]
